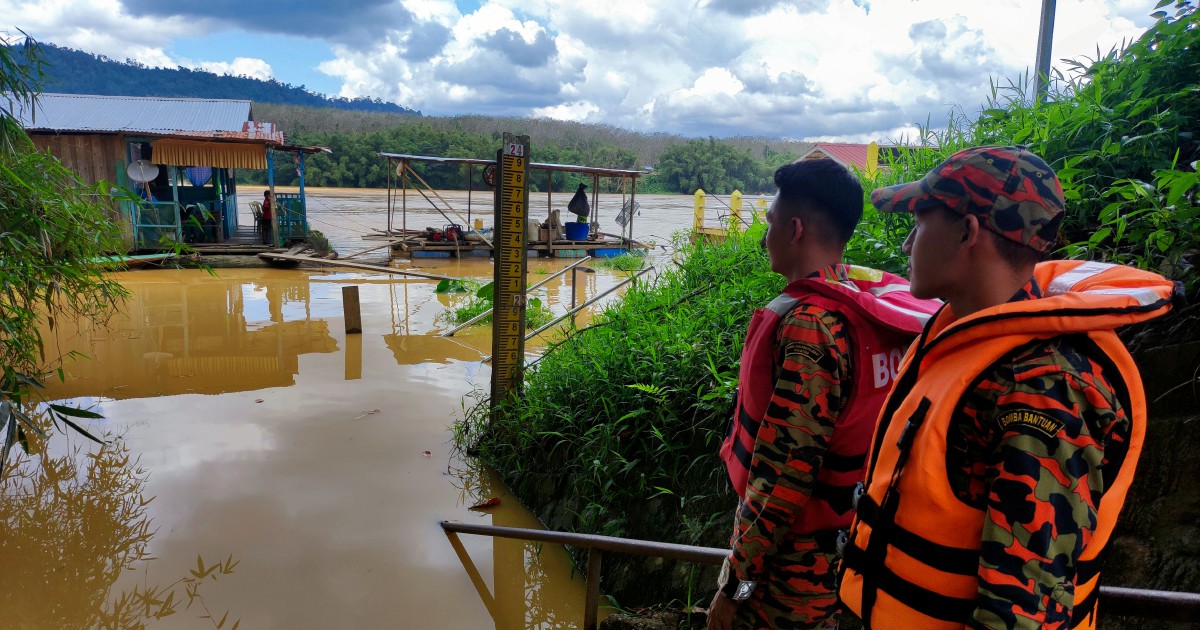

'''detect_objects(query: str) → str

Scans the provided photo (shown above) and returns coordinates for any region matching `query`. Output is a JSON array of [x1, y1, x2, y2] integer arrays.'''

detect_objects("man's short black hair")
[[773, 159, 863, 244], [989, 229, 1046, 269]]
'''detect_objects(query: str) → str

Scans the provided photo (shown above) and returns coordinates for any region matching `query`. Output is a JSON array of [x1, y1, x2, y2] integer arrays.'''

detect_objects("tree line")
[[13, 43, 418, 115], [243, 113, 813, 195]]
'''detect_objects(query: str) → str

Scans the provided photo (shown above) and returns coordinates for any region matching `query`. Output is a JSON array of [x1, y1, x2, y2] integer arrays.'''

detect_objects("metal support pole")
[[571, 266, 579, 327], [267, 151, 279, 248], [1034, 0, 1056, 103], [584, 548, 602, 630]]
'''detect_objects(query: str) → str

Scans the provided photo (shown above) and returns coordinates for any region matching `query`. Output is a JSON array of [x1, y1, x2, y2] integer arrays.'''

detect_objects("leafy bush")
[[2, 36, 129, 469]]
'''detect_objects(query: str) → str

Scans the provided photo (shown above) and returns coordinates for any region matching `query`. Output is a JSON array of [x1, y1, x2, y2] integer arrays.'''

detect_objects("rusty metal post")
[[571, 266, 579, 326], [584, 547, 602, 630]]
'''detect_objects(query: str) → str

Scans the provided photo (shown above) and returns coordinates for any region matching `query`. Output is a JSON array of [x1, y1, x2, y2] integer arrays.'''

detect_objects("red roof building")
[[795, 142, 892, 175]]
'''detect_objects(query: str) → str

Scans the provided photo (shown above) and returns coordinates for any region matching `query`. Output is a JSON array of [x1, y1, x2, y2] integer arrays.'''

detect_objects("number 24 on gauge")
[[506, 143, 524, 157]]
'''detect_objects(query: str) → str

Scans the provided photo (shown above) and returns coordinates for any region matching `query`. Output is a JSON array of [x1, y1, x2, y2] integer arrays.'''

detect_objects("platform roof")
[[379, 152, 648, 178], [10, 93, 285, 141]]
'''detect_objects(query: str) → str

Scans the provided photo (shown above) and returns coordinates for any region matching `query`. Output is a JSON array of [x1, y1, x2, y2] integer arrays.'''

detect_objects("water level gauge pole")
[[490, 134, 531, 417]]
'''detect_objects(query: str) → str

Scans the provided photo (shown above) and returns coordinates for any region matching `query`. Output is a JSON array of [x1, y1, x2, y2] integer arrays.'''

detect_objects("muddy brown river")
[[4, 188, 764, 628]]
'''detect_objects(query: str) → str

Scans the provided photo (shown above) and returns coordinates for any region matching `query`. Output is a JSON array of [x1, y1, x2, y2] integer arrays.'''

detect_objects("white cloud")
[[1, 0, 194, 66], [4, 0, 1160, 140], [532, 100, 601, 122], [193, 57, 274, 80]]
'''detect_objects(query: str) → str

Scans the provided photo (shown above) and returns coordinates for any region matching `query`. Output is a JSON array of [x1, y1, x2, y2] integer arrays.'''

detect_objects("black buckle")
[[835, 530, 849, 559], [852, 481, 865, 511]]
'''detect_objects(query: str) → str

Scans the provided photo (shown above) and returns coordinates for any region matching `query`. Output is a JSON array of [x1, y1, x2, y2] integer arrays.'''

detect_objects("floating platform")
[[364, 232, 649, 260]]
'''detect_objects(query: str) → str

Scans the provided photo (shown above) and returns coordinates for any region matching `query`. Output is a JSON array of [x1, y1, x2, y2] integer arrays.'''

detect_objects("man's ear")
[[790, 216, 805, 244], [961, 214, 982, 247]]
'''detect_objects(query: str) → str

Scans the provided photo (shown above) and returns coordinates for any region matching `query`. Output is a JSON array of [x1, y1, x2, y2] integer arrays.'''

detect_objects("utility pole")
[[1034, 0, 1057, 103]]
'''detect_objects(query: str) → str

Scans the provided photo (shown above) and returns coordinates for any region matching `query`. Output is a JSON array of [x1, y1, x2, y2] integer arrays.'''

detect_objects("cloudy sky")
[[3, 0, 1157, 141]]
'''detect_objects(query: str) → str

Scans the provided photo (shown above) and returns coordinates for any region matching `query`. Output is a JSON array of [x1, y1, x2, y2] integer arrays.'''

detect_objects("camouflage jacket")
[[729, 265, 853, 583]]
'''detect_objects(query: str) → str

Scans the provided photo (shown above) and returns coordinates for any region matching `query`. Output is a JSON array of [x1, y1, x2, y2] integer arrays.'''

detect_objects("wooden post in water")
[[343, 286, 362, 334]]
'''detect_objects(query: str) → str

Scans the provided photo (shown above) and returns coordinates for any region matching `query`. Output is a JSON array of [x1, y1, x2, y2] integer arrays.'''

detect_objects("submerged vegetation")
[[592, 253, 648, 273], [457, 2, 1200, 609], [437, 279, 555, 329]]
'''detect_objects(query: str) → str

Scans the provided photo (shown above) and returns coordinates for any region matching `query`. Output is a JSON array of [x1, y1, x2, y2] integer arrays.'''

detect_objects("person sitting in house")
[[261, 190, 274, 245]]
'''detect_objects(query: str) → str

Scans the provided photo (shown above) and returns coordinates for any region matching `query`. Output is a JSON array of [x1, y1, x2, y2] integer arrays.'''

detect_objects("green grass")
[[592, 253, 647, 272]]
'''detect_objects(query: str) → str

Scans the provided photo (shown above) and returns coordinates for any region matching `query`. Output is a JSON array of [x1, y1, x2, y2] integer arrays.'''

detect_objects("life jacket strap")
[[842, 539, 977, 623]]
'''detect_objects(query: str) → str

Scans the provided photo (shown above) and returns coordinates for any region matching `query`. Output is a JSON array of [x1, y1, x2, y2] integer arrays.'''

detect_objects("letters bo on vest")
[[838, 261, 1179, 630], [720, 266, 939, 534]]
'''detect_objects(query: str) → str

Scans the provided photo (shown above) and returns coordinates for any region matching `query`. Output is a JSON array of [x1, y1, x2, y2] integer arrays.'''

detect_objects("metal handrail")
[[442, 520, 1200, 629], [481, 265, 654, 363], [440, 257, 593, 337]]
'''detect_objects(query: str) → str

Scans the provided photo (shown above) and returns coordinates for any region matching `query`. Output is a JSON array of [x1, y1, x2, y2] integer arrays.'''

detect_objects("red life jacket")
[[719, 265, 939, 534]]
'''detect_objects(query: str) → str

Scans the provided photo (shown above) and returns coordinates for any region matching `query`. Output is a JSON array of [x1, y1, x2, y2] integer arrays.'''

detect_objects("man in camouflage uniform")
[[837, 146, 1178, 629], [709, 160, 936, 630]]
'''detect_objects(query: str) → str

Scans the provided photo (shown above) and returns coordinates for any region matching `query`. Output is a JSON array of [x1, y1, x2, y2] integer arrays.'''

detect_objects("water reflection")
[[0, 431, 240, 630], [449, 460, 604, 629], [29, 267, 599, 628], [0, 439, 151, 628], [45, 270, 338, 399]]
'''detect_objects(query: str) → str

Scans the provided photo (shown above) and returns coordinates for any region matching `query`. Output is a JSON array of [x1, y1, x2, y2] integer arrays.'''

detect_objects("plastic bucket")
[[564, 222, 589, 241]]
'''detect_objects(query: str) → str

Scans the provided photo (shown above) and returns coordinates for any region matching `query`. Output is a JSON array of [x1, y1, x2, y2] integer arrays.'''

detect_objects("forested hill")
[[20, 43, 419, 115]]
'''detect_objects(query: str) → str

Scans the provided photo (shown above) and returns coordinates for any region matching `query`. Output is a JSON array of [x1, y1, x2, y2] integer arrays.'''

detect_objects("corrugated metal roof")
[[12, 93, 254, 135], [805, 143, 872, 170]]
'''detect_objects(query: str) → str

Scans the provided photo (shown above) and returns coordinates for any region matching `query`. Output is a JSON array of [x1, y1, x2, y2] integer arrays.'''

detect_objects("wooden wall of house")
[[31, 133, 135, 251], [32, 133, 123, 185]]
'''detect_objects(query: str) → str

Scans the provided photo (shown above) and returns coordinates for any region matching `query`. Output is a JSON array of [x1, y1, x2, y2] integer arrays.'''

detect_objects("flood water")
[[3, 188, 755, 629]]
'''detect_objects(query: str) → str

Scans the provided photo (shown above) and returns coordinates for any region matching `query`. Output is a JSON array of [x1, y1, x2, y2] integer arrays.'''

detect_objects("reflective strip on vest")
[[1046, 261, 1114, 295]]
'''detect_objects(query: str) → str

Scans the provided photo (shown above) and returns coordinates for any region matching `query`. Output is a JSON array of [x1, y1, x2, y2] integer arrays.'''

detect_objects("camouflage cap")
[[871, 146, 1065, 252]]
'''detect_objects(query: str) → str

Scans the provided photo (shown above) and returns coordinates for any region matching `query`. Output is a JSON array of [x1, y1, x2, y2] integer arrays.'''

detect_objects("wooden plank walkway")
[[191, 226, 285, 255]]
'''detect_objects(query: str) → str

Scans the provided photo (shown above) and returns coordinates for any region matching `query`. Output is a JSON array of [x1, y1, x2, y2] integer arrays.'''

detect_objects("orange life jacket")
[[838, 260, 1179, 629], [720, 266, 939, 534]]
